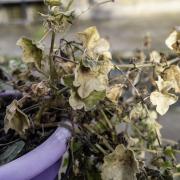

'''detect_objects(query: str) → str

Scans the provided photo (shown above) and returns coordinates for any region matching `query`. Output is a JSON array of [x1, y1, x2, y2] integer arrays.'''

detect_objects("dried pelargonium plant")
[[2, 0, 180, 179]]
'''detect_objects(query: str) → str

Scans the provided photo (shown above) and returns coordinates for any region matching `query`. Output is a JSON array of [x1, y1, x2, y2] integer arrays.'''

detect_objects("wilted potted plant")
[[1, 0, 180, 180]]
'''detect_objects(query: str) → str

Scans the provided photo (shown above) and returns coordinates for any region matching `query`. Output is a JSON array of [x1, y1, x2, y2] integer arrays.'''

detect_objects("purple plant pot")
[[0, 126, 71, 180]]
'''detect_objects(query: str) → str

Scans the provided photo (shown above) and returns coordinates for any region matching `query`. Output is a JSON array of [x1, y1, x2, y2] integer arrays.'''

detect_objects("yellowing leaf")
[[165, 28, 180, 53], [73, 27, 113, 99], [73, 65, 108, 98], [78, 26, 100, 50], [45, 0, 61, 6], [17, 37, 43, 68], [106, 84, 123, 103], [4, 100, 30, 136], [101, 144, 139, 180], [69, 91, 84, 110], [150, 91, 178, 115], [69, 90, 105, 111], [163, 65, 180, 93], [78, 26, 111, 59]]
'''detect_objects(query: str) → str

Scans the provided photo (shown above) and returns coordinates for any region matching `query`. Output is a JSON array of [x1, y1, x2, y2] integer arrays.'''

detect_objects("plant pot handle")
[[0, 126, 72, 180]]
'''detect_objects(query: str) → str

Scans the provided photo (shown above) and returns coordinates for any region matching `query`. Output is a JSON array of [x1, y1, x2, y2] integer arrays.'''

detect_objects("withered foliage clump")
[[1, 1, 180, 180]]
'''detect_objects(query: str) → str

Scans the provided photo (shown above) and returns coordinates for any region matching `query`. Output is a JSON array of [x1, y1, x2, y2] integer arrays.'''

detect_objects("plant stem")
[[95, 144, 108, 155], [54, 55, 78, 64], [76, 0, 114, 19], [57, 87, 69, 95], [100, 110, 117, 142], [66, 0, 74, 10], [100, 110, 113, 130], [49, 31, 56, 83], [83, 124, 114, 152], [115, 57, 180, 69], [39, 29, 51, 43]]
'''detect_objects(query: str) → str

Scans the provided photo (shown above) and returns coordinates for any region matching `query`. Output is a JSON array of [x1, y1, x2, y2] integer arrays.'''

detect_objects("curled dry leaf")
[[55, 55, 75, 74], [16, 37, 43, 68], [4, 100, 30, 136], [57, 61, 75, 74], [69, 90, 105, 111], [165, 27, 180, 53], [150, 51, 161, 63], [31, 81, 50, 96], [163, 65, 180, 93], [106, 84, 123, 103], [150, 91, 178, 116], [101, 144, 139, 180]]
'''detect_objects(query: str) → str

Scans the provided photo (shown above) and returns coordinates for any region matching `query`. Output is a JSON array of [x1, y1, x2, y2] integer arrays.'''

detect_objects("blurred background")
[[0, 0, 179, 143]]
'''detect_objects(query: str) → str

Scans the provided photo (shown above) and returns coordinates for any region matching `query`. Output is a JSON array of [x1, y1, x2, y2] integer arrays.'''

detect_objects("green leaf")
[[164, 146, 175, 159], [84, 91, 106, 110], [61, 74, 74, 87], [0, 140, 25, 165], [69, 90, 106, 111]]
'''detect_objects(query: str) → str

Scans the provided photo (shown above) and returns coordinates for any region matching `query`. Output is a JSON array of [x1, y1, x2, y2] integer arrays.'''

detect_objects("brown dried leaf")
[[56, 60, 75, 74], [4, 100, 30, 136], [163, 65, 180, 93], [106, 84, 123, 103], [31, 81, 50, 96]]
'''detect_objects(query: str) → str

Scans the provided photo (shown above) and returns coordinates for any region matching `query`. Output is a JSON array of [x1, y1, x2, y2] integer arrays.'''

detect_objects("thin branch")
[[49, 31, 56, 83], [83, 123, 114, 152], [76, 0, 114, 19], [54, 55, 78, 64], [38, 29, 51, 43], [95, 144, 108, 155], [116, 57, 180, 69], [115, 65, 141, 96], [100, 109, 113, 130]]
